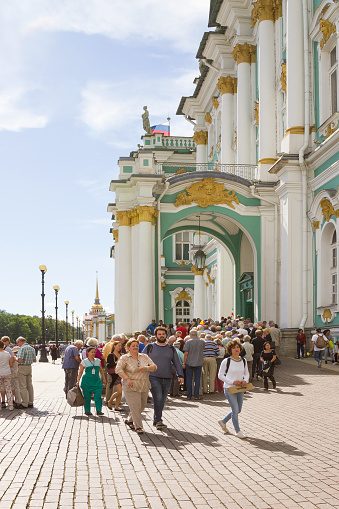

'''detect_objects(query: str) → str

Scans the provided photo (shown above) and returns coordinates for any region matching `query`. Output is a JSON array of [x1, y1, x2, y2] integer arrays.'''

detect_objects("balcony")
[[155, 162, 258, 182], [161, 136, 196, 150]]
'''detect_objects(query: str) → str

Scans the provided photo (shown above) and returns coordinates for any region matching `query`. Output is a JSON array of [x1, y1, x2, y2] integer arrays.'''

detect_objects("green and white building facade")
[[108, 0, 339, 353]]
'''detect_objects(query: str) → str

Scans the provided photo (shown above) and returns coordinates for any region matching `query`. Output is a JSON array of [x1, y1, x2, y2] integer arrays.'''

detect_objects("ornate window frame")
[[169, 287, 194, 325]]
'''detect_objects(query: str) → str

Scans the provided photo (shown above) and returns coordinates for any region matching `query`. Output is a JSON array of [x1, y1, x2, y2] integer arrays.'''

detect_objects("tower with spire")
[[83, 273, 114, 343]]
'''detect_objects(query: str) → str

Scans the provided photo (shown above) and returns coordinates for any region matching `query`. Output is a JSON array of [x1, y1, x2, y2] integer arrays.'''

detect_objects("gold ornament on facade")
[[217, 76, 237, 95], [191, 265, 205, 276], [322, 308, 333, 323], [325, 121, 337, 138], [212, 97, 219, 110], [320, 198, 338, 221], [207, 272, 215, 284], [175, 167, 187, 175], [193, 130, 208, 145], [319, 19, 336, 50], [175, 290, 192, 303], [205, 112, 212, 125], [216, 140, 221, 152], [254, 100, 259, 126], [174, 178, 239, 209], [209, 149, 214, 159], [234, 130, 237, 148], [161, 282, 166, 290], [135, 206, 159, 225], [280, 63, 286, 93], [129, 208, 139, 227], [175, 260, 190, 266], [232, 44, 256, 65], [312, 221, 320, 230], [112, 230, 119, 242], [116, 210, 131, 227], [251, 0, 282, 27]]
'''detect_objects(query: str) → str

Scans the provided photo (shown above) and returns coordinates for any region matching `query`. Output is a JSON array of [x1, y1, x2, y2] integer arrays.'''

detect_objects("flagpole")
[[167, 116, 171, 136]]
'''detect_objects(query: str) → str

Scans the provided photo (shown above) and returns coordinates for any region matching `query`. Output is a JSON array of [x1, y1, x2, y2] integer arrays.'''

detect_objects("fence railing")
[[155, 162, 258, 181], [161, 137, 196, 149]]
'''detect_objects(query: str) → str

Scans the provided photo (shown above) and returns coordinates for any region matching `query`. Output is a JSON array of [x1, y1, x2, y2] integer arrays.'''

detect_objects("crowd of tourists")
[[0, 317, 336, 439]]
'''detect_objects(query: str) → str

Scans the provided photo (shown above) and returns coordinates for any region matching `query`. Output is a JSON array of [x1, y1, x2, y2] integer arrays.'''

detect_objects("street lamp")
[[53, 285, 60, 357], [76, 316, 79, 340], [71, 310, 75, 343], [39, 265, 48, 363], [194, 216, 206, 270], [64, 301, 69, 344]]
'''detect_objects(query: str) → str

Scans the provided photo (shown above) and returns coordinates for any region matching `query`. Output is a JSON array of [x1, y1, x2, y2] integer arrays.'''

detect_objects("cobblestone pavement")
[[1, 357, 339, 509]]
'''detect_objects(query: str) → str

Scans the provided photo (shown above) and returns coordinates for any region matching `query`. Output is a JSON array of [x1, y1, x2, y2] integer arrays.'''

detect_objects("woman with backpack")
[[310, 328, 326, 368], [217, 339, 249, 439]]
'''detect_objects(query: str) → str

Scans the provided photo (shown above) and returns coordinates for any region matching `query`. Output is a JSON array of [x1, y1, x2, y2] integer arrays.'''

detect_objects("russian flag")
[[151, 121, 170, 137]]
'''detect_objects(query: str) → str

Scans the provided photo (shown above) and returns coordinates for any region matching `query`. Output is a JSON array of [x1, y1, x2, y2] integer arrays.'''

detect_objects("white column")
[[193, 274, 206, 319], [281, 0, 305, 153], [112, 231, 119, 333], [207, 283, 213, 319], [130, 216, 139, 333], [137, 207, 157, 330], [232, 44, 255, 165], [217, 76, 235, 165], [116, 211, 132, 335], [193, 129, 208, 165]]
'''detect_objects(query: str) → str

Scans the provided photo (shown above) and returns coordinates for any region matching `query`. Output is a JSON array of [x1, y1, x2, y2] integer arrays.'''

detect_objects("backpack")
[[315, 334, 326, 349], [144, 343, 175, 356], [224, 357, 246, 376]]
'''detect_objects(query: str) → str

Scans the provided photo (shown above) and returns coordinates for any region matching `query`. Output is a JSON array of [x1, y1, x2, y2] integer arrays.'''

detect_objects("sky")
[[0, 0, 209, 321]]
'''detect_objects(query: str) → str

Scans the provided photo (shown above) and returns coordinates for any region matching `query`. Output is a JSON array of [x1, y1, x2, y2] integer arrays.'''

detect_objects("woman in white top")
[[0, 340, 15, 410], [217, 339, 249, 439]]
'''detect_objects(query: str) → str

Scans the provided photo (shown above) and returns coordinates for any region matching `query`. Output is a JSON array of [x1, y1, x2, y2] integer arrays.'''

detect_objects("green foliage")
[[0, 310, 78, 344]]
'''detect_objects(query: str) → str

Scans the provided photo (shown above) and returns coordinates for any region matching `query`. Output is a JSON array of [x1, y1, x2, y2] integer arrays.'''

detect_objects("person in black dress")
[[107, 341, 123, 411], [260, 341, 277, 390]]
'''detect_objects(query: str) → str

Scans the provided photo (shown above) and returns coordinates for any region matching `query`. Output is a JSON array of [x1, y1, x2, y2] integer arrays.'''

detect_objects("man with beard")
[[143, 327, 184, 429]]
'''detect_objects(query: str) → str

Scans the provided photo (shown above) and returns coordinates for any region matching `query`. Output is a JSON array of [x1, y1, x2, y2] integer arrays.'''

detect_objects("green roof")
[[208, 0, 223, 27]]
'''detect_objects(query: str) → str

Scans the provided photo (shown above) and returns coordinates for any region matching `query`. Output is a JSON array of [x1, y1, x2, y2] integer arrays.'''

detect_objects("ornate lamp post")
[[71, 310, 75, 343], [76, 316, 79, 340], [39, 265, 48, 363], [194, 216, 206, 269], [53, 285, 60, 357], [64, 301, 69, 344]]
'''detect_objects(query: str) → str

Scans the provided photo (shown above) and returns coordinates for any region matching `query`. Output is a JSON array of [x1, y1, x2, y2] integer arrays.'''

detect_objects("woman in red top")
[[296, 329, 306, 359], [176, 322, 188, 338]]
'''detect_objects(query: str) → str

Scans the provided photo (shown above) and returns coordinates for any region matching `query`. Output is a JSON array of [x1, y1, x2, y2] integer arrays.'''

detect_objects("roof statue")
[[142, 106, 152, 135]]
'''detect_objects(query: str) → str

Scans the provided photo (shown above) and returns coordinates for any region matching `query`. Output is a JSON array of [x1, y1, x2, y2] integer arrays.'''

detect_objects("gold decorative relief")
[[175, 290, 192, 303], [112, 230, 119, 242], [205, 112, 212, 125], [191, 265, 205, 276], [251, 0, 282, 27], [321, 198, 338, 221], [325, 121, 337, 138], [175, 167, 187, 175], [207, 272, 215, 284], [212, 97, 219, 110], [217, 76, 237, 95], [161, 282, 166, 290], [174, 178, 239, 209], [116, 211, 131, 227], [232, 44, 256, 64], [320, 19, 336, 50], [280, 63, 286, 92], [193, 130, 208, 145], [322, 308, 333, 323], [135, 206, 159, 225], [312, 221, 320, 230], [254, 100, 259, 126]]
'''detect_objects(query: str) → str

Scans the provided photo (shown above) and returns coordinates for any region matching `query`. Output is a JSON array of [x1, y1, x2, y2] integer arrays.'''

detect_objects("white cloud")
[[79, 67, 197, 145], [0, 87, 49, 132], [20, 0, 207, 53]]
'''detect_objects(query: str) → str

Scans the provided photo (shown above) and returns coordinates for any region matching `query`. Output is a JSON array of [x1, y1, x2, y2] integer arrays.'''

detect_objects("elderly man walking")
[[202, 333, 220, 394], [16, 337, 36, 408], [182, 329, 205, 400], [62, 340, 83, 397]]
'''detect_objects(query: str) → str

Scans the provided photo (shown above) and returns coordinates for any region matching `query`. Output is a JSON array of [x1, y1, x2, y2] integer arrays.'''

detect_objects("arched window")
[[176, 300, 191, 323], [331, 229, 337, 304], [320, 223, 337, 307]]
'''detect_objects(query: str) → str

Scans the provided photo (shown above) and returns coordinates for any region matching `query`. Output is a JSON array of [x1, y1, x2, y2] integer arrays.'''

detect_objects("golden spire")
[[91, 272, 103, 313]]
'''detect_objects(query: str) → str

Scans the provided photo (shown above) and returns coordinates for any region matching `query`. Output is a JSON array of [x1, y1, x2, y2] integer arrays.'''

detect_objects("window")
[[330, 46, 338, 115], [332, 273, 337, 304], [176, 300, 190, 323], [175, 232, 190, 261], [332, 230, 337, 268]]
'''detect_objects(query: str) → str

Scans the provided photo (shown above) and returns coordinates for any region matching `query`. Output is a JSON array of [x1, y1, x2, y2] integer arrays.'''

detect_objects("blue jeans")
[[297, 344, 304, 358], [149, 377, 171, 424], [314, 350, 324, 366], [186, 365, 202, 399], [222, 391, 244, 433]]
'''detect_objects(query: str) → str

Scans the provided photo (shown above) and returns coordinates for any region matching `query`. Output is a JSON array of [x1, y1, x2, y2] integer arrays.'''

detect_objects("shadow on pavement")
[[246, 437, 307, 456], [139, 429, 221, 450]]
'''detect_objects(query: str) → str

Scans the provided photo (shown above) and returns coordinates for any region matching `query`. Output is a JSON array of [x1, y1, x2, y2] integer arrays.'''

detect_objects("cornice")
[[306, 129, 339, 170], [309, 160, 339, 192]]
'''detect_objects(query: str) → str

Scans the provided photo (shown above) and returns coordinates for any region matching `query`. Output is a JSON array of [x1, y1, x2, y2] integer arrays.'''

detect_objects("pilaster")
[[217, 76, 237, 165]]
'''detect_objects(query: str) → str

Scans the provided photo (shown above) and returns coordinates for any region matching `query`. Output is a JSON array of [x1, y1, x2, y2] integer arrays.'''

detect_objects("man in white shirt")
[[310, 328, 326, 368]]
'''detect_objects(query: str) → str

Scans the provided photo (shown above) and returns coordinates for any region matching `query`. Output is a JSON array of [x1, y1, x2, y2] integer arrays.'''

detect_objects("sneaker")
[[155, 420, 167, 430], [8, 406, 14, 411], [96, 411, 104, 416], [85, 412, 93, 416], [218, 420, 229, 433], [257, 376, 262, 380], [236, 430, 247, 439]]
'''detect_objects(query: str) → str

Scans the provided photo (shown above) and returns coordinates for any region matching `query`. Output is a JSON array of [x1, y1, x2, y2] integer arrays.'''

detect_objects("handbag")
[[227, 383, 254, 394], [67, 385, 85, 407]]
